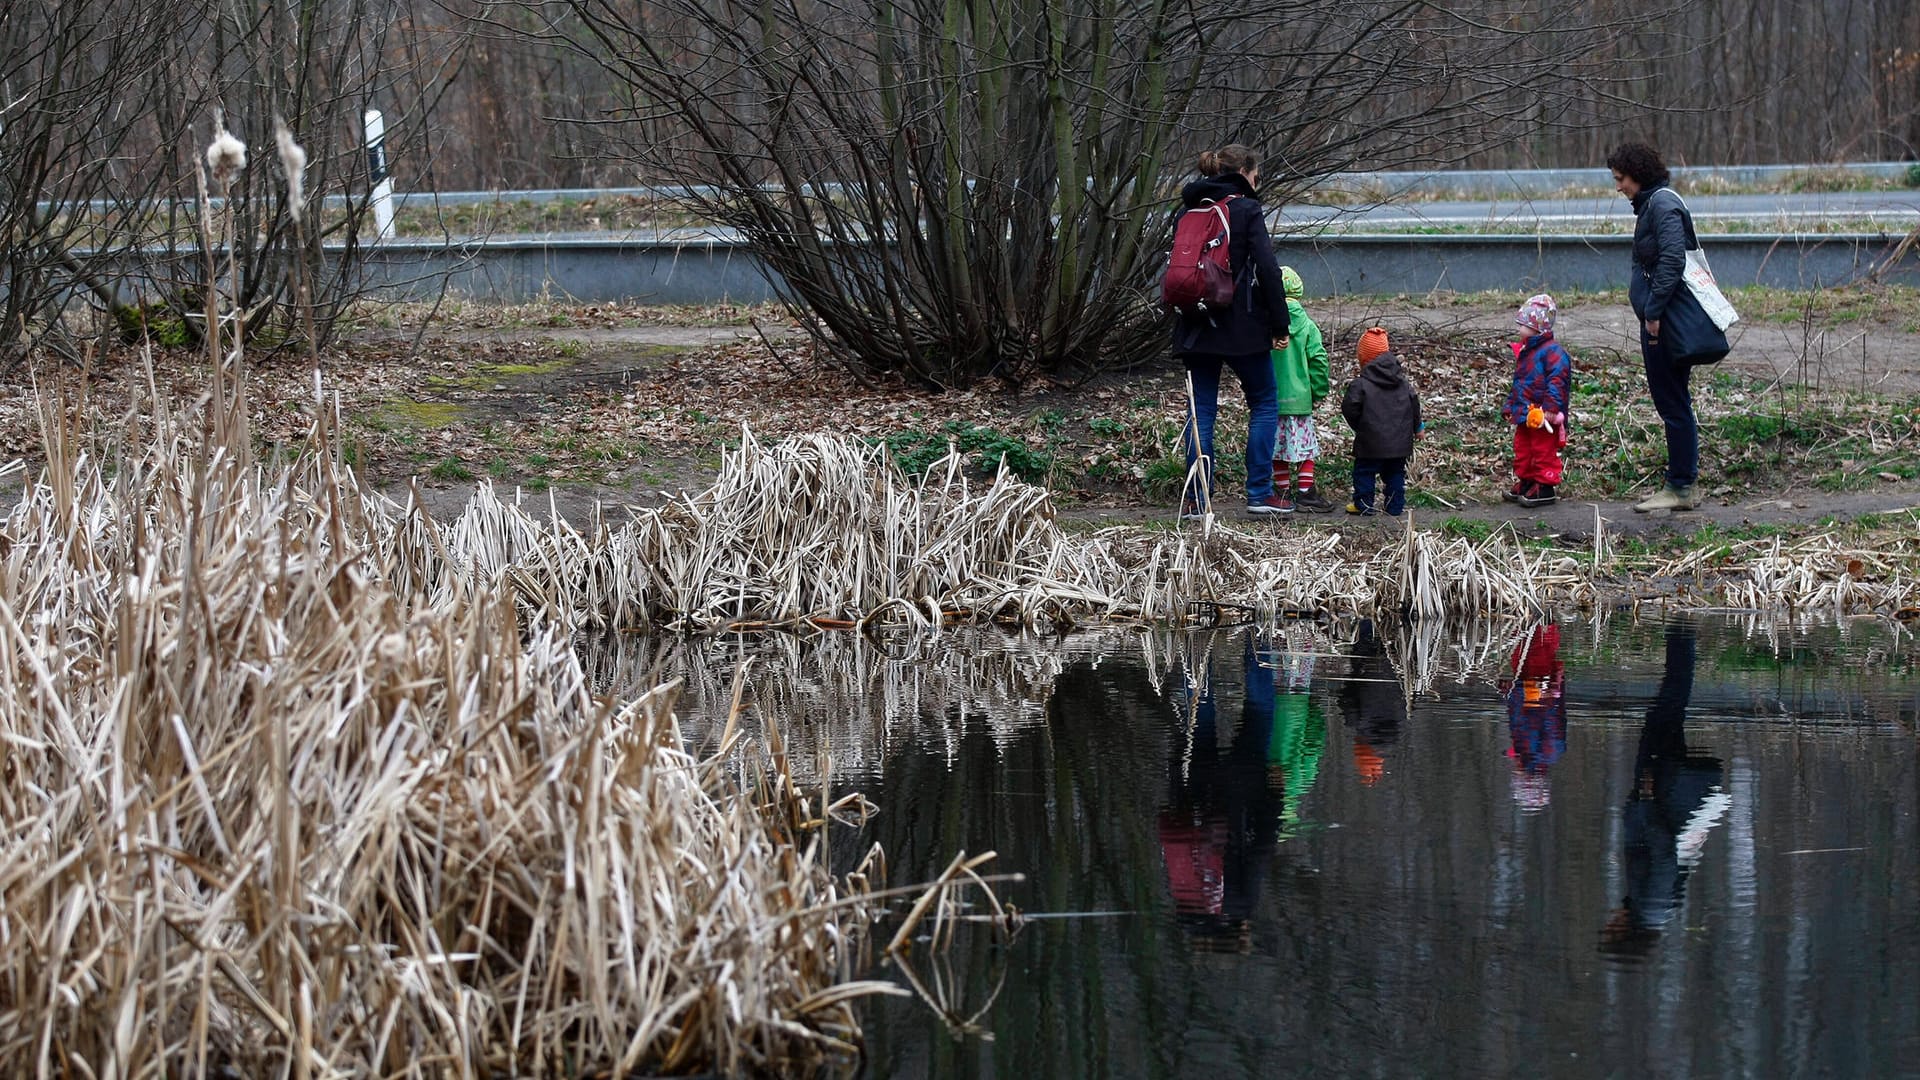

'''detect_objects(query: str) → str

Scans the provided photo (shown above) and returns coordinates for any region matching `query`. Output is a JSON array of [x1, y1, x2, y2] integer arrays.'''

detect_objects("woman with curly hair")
[[1609, 141, 1700, 512]]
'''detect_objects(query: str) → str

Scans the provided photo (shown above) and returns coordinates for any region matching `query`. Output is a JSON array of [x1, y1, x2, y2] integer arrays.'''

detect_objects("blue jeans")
[[1352, 456, 1407, 515], [1641, 331, 1698, 488], [1181, 351, 1278, 504]]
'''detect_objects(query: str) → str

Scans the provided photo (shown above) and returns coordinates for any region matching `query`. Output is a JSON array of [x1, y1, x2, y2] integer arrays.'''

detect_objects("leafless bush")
[[532, 0, 1638, 385]]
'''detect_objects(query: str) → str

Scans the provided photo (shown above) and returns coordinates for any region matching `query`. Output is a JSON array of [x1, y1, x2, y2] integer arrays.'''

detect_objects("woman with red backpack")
[[1166, 144, 1292, 519]]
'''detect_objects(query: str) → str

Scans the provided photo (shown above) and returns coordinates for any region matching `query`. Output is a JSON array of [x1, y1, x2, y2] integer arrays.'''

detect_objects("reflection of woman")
[[1600, 622, 1729, 957], [1157, 643, 1289, 951], [1608, 141, 1701, 514], [1171, 145, 1292, 518]]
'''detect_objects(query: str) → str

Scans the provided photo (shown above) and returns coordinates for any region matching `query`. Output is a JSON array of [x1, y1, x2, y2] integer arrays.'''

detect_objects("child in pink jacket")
[[1502, 294, 1574, 508]]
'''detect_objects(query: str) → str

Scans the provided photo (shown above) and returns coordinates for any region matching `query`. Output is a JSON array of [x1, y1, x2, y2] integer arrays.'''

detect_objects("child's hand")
[[1547, 411, 1564, 428]]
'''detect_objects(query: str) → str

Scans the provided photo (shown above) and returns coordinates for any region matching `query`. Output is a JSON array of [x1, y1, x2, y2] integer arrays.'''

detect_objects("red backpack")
[[1161, 195, 1238, 316]]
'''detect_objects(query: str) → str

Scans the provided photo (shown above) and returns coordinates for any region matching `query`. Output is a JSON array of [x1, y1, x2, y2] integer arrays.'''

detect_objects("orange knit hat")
[[1357, 327, 1390, 365], [1353, 741, 1385, 786]]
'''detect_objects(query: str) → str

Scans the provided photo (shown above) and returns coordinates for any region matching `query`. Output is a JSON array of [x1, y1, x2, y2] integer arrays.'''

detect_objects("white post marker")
[[363, 107, 396, 241]]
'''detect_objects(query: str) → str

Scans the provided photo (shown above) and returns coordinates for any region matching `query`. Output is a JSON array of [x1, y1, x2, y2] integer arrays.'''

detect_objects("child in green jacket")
[[1270, 267, 1334, 512]]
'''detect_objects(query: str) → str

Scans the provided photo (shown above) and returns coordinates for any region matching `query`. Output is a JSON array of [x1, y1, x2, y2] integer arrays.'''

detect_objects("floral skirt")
[[1273, 414, 1319, 463]]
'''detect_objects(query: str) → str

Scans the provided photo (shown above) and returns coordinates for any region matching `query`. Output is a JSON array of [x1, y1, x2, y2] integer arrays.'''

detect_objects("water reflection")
[[1601, 621, 1731, 957], [1337, 619, 1403, 786], [593, 615, 1920, 1077], [1159, 641, 1326, 952], [1500, 623, 1567, 812]]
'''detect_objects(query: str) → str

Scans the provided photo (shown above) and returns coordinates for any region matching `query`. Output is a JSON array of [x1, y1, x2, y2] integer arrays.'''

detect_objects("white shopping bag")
[[1667, 191, 1740, 331], [1682, 246, 1740, 331]]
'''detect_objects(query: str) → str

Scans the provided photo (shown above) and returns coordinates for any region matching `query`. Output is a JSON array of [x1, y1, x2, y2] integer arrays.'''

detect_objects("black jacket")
[[1169, 173, 1291, 358], [1628, 185, 1690, 323], [1338, 633, 1405, 747], [1341, 352, 1421, 459]]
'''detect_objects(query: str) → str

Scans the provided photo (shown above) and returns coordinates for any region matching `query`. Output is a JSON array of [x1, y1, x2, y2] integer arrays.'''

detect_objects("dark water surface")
[[624, 616, 1920, 1078]]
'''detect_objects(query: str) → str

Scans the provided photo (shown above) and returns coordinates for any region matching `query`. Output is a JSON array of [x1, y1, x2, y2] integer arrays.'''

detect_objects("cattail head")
[[274, 116, 308, 223], [207, 121, 248, 188]]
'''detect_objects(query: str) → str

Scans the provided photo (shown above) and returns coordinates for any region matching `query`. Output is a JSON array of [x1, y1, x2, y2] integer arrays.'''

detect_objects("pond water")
[[605, 616, 1920, 1078]]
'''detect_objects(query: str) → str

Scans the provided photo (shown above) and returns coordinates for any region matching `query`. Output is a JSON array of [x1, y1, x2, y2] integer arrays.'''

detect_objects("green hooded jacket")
[[1271, 269, 1330, 416]]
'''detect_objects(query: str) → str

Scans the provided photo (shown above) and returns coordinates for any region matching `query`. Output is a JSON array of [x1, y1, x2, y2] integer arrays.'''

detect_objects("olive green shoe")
[[1632, 484, 1696, 513]]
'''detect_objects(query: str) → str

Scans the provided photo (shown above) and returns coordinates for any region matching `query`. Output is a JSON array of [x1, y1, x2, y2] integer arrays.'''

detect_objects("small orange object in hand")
[[1526, 404, 1546, 429]]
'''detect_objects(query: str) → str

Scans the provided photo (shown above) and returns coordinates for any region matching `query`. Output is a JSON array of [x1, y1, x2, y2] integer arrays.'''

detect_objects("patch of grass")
[[1728, 283, 1920, 326], [428, 457, 474, 482], [879, 420, 1056, 481], [370, 399, 466, 429], [1439, 516, 1494, 542], [1142, 455, 1190, 496]]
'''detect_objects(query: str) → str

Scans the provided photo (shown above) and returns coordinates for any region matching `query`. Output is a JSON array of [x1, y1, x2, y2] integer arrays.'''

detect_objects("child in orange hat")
[[1340, 328, 1421, 516]]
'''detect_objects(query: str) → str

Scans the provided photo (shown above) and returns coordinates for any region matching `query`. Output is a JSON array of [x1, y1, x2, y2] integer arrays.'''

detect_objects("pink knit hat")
[[1516, 293, 1557, 334]]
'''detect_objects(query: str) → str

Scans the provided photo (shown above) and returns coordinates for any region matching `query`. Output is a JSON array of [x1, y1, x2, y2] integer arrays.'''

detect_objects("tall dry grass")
[[410, 430, 1587, 634], [0, 373, 901, 1076], [415, 430, 1915, 630]]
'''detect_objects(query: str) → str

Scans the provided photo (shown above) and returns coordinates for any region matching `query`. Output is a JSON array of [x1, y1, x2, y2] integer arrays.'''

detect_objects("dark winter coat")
[[1337, 641, 1405, 748], [1169, 173, 1291, 358], [1628, 185, 1690, 323], [1502, 332, 1574, 425], [1340, 352, 1422, 459]]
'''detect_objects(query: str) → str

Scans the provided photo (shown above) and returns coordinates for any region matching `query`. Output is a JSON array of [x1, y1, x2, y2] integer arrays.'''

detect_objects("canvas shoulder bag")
[[1658, 190, 1740, 332]]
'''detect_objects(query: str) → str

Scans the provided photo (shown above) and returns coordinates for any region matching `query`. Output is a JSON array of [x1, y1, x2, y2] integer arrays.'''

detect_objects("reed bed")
[[411, 433, 1601, 633], [404, 434, 1917, 629], [1640, 529, 1920, 617], [0, 385, 902, 1076]]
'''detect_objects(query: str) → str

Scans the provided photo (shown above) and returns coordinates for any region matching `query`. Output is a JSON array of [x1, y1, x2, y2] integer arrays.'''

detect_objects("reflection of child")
[[1502, 294, 1575, 508], [1270, 267, 1334, 513], [1502, 623, 1567, 812], [1338, 619, 1405, 786], [1268, 647, 1326, 830]]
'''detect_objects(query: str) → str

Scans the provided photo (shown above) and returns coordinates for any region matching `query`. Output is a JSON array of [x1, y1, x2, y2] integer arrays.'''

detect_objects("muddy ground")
[[364, 301, 1920, 544], [7, 292, 1916, 546]]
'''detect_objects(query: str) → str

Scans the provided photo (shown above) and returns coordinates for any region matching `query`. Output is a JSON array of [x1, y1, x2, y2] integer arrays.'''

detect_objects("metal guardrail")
[[1324, 162, 1919, 198], [344, 230, 1920, 304], [31, 161, 1920, 217]]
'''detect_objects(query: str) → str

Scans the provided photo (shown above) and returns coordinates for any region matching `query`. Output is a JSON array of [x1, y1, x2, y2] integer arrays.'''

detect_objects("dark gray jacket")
[[1341, 352, 1421, 459], [1629, 186, 1691, 323]]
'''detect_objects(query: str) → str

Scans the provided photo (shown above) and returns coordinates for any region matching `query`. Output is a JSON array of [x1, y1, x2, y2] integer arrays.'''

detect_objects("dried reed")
[[400, 433, 1917, 630], [0, 373, 903, 1076]]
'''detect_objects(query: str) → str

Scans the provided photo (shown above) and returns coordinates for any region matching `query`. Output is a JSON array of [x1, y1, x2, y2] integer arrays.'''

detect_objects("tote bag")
[[1660, 283, 1731, 366], [1663, 191, 1740, 332]]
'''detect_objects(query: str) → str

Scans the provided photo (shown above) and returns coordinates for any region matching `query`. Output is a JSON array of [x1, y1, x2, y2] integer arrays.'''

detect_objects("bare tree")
[[533, 0, 1637, 386], [0, 0, 444, 363]]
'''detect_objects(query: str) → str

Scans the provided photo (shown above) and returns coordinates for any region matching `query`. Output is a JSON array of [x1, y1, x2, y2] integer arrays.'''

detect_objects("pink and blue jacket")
[[1502, 332, 1574, 426]]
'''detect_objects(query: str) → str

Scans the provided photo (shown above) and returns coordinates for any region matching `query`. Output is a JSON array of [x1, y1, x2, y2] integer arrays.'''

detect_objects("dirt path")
[[389, 472, 1920, 543]]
